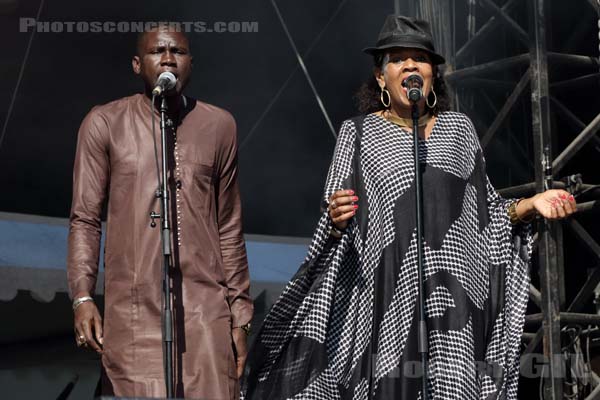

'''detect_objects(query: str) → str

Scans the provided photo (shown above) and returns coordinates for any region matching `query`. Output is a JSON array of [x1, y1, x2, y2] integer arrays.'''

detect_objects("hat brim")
[[362, 43, 446, 65]]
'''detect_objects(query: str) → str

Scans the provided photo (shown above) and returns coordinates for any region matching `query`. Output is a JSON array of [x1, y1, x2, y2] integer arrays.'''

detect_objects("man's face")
[[132, 29, 193, 96]]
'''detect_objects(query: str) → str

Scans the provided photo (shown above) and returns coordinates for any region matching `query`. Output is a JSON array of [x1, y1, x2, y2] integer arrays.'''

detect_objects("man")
[[67, 24, 252, 399]]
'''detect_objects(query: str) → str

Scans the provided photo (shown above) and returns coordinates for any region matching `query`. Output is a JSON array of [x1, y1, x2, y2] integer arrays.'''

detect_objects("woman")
[[244, 16, 576, 399]]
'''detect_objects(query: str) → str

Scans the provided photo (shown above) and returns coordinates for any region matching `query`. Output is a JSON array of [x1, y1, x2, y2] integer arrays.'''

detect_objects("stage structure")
[[404, 0, 600, 398]]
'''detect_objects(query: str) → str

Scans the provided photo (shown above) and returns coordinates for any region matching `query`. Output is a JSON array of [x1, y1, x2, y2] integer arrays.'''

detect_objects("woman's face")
[[375, 48, 434, 111]]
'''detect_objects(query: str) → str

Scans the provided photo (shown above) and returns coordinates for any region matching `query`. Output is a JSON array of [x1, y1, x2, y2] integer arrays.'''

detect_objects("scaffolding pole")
[[529, 0, 564, 398]]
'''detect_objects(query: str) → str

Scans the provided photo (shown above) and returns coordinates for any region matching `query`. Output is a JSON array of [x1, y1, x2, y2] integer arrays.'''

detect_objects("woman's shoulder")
[[436, 111, 473, 125], [436, 111, 478, 135], [337, 114, 375, 135], [338, 113, 391, 139]]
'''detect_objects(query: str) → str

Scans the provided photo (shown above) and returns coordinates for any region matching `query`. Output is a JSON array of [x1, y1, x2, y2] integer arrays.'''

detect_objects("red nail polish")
[[348, 190, 355, 195], [352, 210, 356, 215], [560, 193, 566, 199], [569, 195, 575, 201], [353, 204, 359, 209], [352, 196, 359, 201]]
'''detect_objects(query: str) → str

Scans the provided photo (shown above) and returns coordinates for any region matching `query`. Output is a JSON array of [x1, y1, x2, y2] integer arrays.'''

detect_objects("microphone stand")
[[411, 100, 429, 400], [158, 95, 174, 398]]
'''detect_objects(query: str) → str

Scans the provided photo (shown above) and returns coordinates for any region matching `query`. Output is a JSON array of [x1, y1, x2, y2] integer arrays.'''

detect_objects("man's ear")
[[132, 55, 141, 75], [374, 67, 385, 89]]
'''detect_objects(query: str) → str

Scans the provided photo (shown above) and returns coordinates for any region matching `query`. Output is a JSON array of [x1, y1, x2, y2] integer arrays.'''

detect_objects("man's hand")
[[232, 327, 248, 379], [73, 296, 103, 354]]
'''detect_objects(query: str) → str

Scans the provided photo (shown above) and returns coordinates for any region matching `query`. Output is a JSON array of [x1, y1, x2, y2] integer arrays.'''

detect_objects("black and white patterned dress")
[[243, 112, 532, 400]]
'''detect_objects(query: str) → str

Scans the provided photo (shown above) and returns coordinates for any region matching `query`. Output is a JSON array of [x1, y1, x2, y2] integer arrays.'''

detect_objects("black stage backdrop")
[[0, 0, 397, 237], [3, 0, 599, 238], [0, 1, 598, 233]]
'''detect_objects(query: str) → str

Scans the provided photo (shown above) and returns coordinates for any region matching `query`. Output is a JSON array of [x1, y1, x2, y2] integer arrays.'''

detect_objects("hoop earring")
[[426, 88, 437, 109], [380, 88, 391, 108]]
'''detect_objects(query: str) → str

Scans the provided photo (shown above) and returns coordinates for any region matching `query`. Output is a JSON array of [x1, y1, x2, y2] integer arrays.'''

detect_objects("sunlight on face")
[[378, 48, 434, 111]]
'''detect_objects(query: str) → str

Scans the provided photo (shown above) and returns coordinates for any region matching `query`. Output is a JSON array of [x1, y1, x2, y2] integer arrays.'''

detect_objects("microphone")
[[151, 72, 177, 96], [402, 74, 424, 102]]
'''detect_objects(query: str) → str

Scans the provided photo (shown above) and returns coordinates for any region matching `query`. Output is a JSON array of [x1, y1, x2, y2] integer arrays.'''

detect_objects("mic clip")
[[150, 211, 161, 228]]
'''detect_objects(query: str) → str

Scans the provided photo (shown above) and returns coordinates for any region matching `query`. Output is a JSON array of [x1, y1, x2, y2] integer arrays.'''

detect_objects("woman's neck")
[[389, 102, 426, 119]]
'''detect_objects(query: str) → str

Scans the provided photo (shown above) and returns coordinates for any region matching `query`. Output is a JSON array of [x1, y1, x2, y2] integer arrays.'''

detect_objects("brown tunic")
[[67, 93, 252, 399]]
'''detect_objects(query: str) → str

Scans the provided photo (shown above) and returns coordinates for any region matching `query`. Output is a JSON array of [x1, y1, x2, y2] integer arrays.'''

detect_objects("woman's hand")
[[328, 189, 358, 230], [518, 189, 577, 221]]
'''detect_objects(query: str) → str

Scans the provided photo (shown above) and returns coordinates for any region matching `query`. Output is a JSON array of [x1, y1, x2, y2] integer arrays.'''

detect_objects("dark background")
[[6, 0, 596, 238], [1, 0, 598, 236], [0, 0, 396, 237]]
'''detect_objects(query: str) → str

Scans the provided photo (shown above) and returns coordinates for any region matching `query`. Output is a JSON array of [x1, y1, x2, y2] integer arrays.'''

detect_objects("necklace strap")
[[385, 111, 431, 128]]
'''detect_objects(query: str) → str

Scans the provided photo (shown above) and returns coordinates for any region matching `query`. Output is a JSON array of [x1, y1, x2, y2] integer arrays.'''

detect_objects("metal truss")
[[418, 0, 600, 398]]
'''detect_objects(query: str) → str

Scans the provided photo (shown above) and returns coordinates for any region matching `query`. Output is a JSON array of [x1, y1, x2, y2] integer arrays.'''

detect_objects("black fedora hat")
[[363, 15, 446, 65]]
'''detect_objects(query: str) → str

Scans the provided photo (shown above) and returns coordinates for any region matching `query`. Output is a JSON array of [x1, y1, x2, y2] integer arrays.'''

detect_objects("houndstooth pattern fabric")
[[243, 112, 532, 400]]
